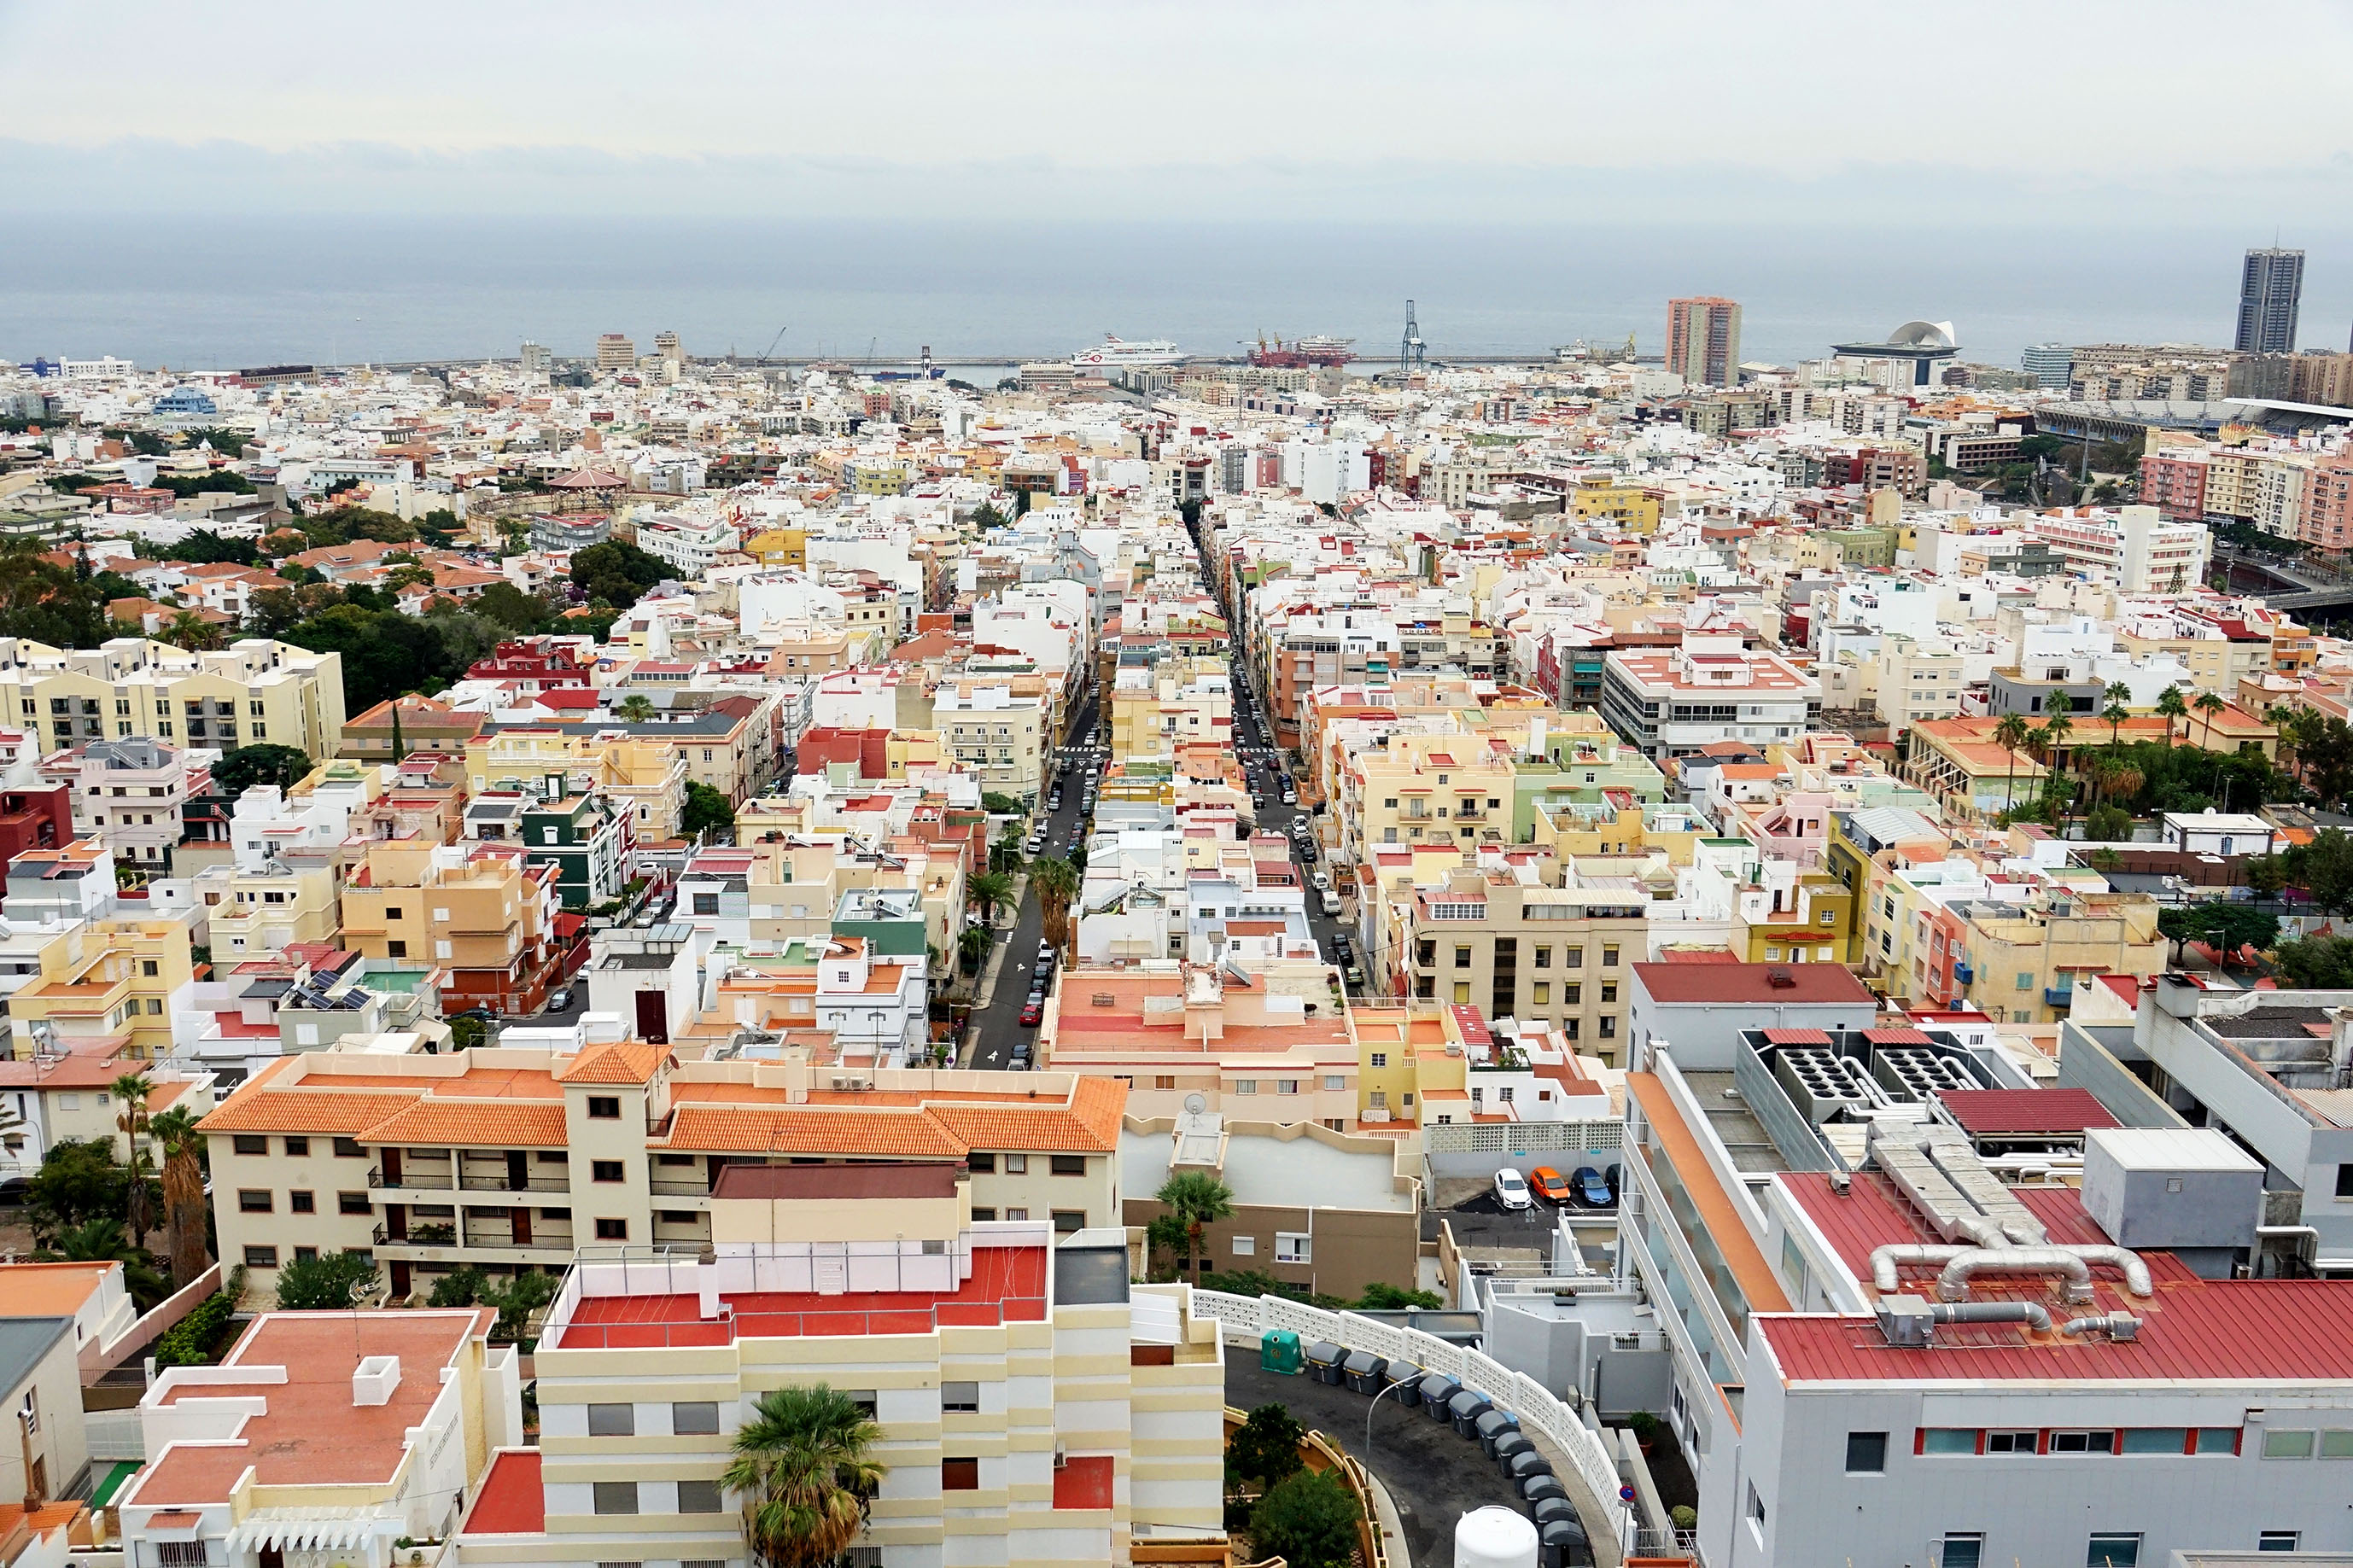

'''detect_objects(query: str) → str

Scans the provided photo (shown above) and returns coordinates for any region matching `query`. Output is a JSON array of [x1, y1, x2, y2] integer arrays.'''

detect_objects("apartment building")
[[1398, 866, 1647, 1067], [464, 729, 688, 844], [1600, 633, 1819, 763], [340, 841, 565, 1016], [2026, 504, 2212, 592], [461, 1177, 1224, 1568], [120, 1309, 523, 1568], [1342, 728, 1521, 863], [1927, 889, 2163, 1023], [1106, 656, 1232, 763], [477, 699, 777, 815], [5, 916, 197, 1064], [190, 852, 341, 959], [0, 637, 346, 759], [933, 685, 1048, 801], [197, 1040, 1126, 1303], [61, 737, 199, 873], [464, 786, 629, 910]]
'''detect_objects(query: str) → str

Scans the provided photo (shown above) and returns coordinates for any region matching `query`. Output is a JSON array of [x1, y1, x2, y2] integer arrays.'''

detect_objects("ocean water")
[[3, 217, 2348, 375]]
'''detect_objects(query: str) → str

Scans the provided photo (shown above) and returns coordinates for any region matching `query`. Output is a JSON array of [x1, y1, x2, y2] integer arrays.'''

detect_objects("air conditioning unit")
[[1053, 1446, 1068, 1470], [831, 1075, 853, 1090]]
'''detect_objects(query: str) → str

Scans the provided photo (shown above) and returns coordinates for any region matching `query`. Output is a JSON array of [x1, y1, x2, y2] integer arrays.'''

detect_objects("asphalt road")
[[1229, 1357, 1562, 1568], [969, 685, 1101, 1071]]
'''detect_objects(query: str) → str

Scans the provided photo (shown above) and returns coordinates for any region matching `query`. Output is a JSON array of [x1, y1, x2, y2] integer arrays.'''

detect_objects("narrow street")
[[968, 685, 1100, 1070]]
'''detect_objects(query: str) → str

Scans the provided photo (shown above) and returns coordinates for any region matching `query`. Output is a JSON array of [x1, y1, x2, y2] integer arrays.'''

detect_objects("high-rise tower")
[[2235, 248, 2304, 354], [1666, 297, 1742, 388]]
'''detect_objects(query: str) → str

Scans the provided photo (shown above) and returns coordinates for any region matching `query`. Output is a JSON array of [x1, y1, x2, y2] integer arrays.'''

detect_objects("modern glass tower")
[[2235, 248, 2304, 354]]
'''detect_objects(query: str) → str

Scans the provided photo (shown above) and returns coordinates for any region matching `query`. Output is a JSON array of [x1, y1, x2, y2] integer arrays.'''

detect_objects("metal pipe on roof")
[[2064, 1244, 2155, 1297], [1870, 1244, 1971, 1294], [2059, 1312, 2141, 1340], [1935, 1247, 2096, 1304], [1934, 1300, 2052, 1332]]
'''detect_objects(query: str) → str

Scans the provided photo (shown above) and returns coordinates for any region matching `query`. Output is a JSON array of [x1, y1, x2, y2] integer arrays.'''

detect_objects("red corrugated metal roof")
[[1937, 1088, 2121, 1136], [1762, 1028, 1833, 1045], [1863, 1027, 1934, 1044]]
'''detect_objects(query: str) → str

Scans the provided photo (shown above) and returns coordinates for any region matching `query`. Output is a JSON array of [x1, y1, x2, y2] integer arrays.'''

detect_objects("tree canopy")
[[272, 1250, 379, 1310], [209, 743, 313, 800], [1225, 1402, 1305, 1499], [683, 782, 735, 838], [570, 540, 670, 609], [2275, 935, 2353, 989], [0, 539, 112, 647], [1249, 1470, 1359, 1568]]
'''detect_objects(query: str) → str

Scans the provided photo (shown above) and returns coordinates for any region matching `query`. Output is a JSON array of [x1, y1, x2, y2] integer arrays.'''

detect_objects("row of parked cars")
[[1493, 1165, 1617, 1211], [1296, 1339, 1594, 1568]]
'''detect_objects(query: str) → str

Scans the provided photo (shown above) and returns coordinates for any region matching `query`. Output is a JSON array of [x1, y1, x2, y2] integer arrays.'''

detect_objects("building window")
[[1941, 1536, 1984, 1568], [1154, 1075, 1176, 1089], [1051, 1154, 1086, 1176], [335, 1137, 365, 1157], [587, 1096, 621, 1120], [238, 1190, 272, 1213], [592, 1160, 624, 1182], [2258, 1534, 2301, 1553], [2050, 1431, 2115, 1454], [289, 1190, 314, 1214], [1454, 946, 1471, 968], [588, 1403, 636, 1436], [595, 1218, 628, 1240], [2265, 1430, 2316, 1459], [157, 1544, 207, 1568], [970, 1207, 996, 1222], [1533, 947, 1551, 969], [233, 1134, 267, 1157], [1845, 1432, 1888, 1472], [675, 1480, 723, 1514], [1922, 1429, 1976, 1455], [1004, 1154, 1026, 1174], [1234, 1080, 1258, 1095], [283, 1136, 308, 1157], [1566, 945, 1585, 967], [1276, 1079, 1299, 1095], [339, 1192, 370, 1215], [1533, 983, 1550, 1005], [673, 1402, 721, 1434], [1369, 1052, 1387, 1069], [1599, 1016, 1617, 1038], [1602, 945, 1620, 967], [1275, 1232, 1311, 1263], [243, 1245, 278, 1267], [967, 1153, 996, 1174], [593, 1482, 639, 1515], [2087, 1535, 2140, 1568], [942, 1458, 980, 1491], [1985, 1430, 2036, 1454], [942, 1381, 981, 1414]]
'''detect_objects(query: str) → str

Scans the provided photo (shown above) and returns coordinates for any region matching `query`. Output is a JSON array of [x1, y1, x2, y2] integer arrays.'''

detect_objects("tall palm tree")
[[1029, 856, 1081, 959], [615, 693, 657, 723], [2195, 691, 2228, 752], [966, 871, 1014, 927], [955, 924, 994, 981], [2266, 704, 2301, 784], [2040, 713, 2076, 832], [2155, 685, 2189, 749], [111, 1074, 156, 1252], [722, 1384, 886, 1568], [1154, 1171, 1235, 1289], [1993, 712, 2032, 814], [149, 1105, 211, 1289]]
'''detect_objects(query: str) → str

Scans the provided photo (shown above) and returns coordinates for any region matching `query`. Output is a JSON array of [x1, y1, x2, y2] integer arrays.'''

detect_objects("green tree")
[[471, 581, 562, 635], [39, 1218, 168, 1309], [2194, 690, 2229, 751], [161, 529, 261, 566], [1354, 1282, 1444, 1310], [980, 791, 1026, 818], [161, 609, 226, 650], [482, 1269, 558, 1343], [1249, 1469, 1359, 1568], [2157, 906, 2206, 965], [2155, 685, 2189, 749], [1992, 712, 2031, 813], [1224, 1402, 1305, 1500], [570, 540, 669, 609], [272, 1249, 380, 1310], [616, 694, 657, 723], [2204, 903, 2281, 965], [149, 1106, 212, 1288], [721, 1384, 888, 1568], [2274, 935, 2353, 988], [427, 1266, 489, 1308], [969, 502, 1009, 533], [0, 539, 109, 647], [2084, 803, 2133, 843], [955, 924, 994, 976], [26, 1139, 132, 1248], [683, 782, 735, 838], [1153, 1171, 1235, 1289], [2288, 831, 2353, 917], [2247, 855, 2292, 898], [1031, 855, 1080, 958], [966, 871, 1014, 926], [112, 1072, 157, 1251], [209, 743, 313, 800]]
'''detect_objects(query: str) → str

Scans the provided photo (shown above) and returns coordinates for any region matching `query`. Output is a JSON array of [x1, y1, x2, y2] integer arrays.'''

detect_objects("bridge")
[[2213, 548, 2353, 623]]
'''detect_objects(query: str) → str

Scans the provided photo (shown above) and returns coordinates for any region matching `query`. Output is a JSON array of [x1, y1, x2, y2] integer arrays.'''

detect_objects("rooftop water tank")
[[1457, 1506, 1539, 1568]]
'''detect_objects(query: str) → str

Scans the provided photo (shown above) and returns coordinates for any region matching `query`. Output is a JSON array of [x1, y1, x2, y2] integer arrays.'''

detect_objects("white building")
[[1599, 633, 1819, 762], [2028, 504, 2213, 592]]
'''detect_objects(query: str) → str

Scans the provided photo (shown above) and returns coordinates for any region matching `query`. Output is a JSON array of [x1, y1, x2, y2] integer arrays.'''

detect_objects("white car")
[[1493, 1169, 1533, 1211], [1311, 869, 1332, 891]]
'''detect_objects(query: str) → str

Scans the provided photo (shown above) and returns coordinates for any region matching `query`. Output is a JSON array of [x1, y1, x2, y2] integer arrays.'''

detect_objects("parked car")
[[1281, 790, 1297, 805], [1311, 869, 1332, 890], [1010, 1040, 1033, 1067], [1493, 1168, 1533, 1211], [1320, 889, 1342, 916], [1019, 999, 1043, 1027], [1528, 1167, 1573, 1204], [1574, 1166, 1614, 1208], [1037, 941, 1055, 964], [1332, 934, 1352, 959], [1343, 964, 1364, 988], [546, 988, 573, 1012]]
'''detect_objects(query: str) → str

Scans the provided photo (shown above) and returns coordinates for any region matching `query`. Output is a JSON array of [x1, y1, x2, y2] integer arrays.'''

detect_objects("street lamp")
[[1366, 1373, 1414, 1453]]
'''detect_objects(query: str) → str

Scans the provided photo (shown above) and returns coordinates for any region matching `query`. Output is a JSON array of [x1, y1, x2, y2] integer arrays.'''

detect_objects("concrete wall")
[[1123, 1197, 1416, 1303]]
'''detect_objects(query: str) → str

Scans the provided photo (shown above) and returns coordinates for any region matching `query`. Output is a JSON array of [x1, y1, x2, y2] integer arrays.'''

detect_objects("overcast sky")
[[6, 0, 2353, 224]]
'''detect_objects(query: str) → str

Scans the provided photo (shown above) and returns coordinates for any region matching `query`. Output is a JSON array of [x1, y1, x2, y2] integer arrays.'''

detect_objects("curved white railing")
[[1194, 1289, 1630, 1544]]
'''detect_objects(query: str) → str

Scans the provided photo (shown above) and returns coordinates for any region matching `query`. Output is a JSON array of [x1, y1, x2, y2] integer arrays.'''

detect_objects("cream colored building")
[[6, 917, 198, 1064], [1875, 636, 1966, 728], [0, 637, 346, 760], [935, 685, 1048, 801], [190, 852, 341, 959], [464, 730, 688, 843], [1396, 866, 1648, 1066], [458, 1180, 1225, 1568]]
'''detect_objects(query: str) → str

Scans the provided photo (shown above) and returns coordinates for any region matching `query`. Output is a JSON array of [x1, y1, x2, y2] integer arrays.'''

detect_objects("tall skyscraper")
[[1666, 296, 1742, 387], [519, 341, 551, 376], [2235, 248, 2304, 354], [595, 333, 636, 372], [2020, 342, 2073, 389]]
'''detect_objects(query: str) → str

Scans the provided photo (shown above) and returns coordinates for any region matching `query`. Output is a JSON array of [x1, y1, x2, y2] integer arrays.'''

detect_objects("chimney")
[[353, 1355, 401, 1406]]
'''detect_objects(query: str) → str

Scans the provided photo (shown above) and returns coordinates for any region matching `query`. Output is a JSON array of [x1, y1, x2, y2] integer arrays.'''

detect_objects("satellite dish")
[[1183, 1093, 1208, 1115]]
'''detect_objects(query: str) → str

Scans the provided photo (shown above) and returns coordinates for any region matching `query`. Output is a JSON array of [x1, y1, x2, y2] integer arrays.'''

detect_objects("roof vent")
[[1766, 966, 1796, 988], [353, 1355, 400, 1407]]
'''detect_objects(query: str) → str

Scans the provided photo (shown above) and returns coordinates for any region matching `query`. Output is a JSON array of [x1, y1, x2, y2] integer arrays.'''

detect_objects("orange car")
[[1527, 1167, 1573, 1204]]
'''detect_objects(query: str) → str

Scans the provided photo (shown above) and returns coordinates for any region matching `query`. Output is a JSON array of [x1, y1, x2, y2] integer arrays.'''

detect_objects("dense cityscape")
[[3, 242, 2353, 1568]]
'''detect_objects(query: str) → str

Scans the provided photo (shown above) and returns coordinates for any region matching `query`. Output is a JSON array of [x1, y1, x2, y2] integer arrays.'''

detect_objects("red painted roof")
[[1937, 1088, 2120, 1136], [1862, 1027, 1934, 1044], [553, 1244, 1047, 1348], [1633, 961, 1876, 1006], [1762, 1028, 1833, 1045], [463, 1450, 543, 1535]]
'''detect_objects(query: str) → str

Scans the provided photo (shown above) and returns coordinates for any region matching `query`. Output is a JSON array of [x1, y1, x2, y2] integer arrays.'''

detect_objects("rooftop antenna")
[[1399, 300, 1427, 375]]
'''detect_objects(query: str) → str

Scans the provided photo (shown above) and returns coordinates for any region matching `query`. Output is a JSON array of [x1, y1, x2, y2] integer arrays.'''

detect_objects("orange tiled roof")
[[556, 1041, 667, 1085], [197, 1090, 420, 1135], [362, 1099, 569, 1149], [667, 1105, 967, 1158]]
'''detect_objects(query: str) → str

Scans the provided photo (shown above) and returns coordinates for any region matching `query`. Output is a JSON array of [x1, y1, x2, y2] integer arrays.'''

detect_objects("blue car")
[[1573, 1166, 1614, 1208]]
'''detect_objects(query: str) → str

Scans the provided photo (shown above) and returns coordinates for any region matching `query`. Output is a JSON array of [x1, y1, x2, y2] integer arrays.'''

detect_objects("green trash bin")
[[1260, 1327, 1304, 1374]]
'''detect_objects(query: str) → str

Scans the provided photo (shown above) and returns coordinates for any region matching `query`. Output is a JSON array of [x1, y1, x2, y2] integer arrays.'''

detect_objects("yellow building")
[[743, 525, 808, 568], [192, 854, 341, 960], [7, 918, 197, 1063], [1108, 656, 1233, 764], [1342, 729, 1520, 864], [1570, 475, 1661, 534], [0, 636, 346, 760], [464, 730, 688, 842], [1953, 890, 2163, 1023], [342, 840, 563, 1014]]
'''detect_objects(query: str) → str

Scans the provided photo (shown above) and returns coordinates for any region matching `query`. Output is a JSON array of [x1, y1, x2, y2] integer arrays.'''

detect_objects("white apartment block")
[[1599, 633, 1819, 761], [2027, 504, 2213, 593], [64, 737, 195, 871], [455, 1170, 1225, 1568]]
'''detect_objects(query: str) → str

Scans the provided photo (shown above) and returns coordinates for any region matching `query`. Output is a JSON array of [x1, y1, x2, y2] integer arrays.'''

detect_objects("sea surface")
[[3, 216, 2348, 375]]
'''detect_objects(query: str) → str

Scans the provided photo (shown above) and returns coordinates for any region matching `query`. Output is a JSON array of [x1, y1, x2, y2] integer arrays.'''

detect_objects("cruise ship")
[[1069, 335, 1186, 369]]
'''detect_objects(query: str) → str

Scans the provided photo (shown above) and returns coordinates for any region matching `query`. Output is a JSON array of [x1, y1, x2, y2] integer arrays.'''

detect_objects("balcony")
[[2045, 987, 2076, 1009], [458, 1170, 572, 1193]]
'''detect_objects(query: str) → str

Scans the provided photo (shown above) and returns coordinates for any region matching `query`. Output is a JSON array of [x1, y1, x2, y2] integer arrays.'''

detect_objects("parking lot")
[[1428, 1177, 1620, 1270]]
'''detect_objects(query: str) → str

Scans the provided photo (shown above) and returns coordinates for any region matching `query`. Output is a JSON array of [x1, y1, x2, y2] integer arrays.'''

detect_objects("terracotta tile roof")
[[198, 1090, 420, 1135], [362, 1099, 569, 1149], [667, 1105, 966, 1158], [555, 1041, 667, 1084]]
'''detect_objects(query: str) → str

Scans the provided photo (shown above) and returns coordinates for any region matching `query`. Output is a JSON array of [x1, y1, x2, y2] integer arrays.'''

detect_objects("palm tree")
[[1028, 855, 1081, 959], [1154, 1171, 1235, 1288], [2195, 691, 2228, 752], [722, 1384, 887, 1568], [111, 1074, 156, 1252], [2156, 685, 2189, 749], [41, 1217, 169, 1309], [966, 871, 1014, 927], [2267, 704, 2301, 784], [149, 1105, 211, 1289], [615, 693, 657, 723], [2039, 712, 2076, 831], [955, 924, 994, 980], [162, 611, 224, 652], [1993, 712, 2032, 814]]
